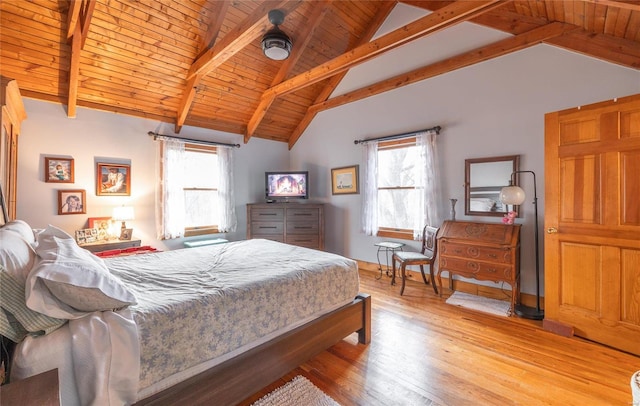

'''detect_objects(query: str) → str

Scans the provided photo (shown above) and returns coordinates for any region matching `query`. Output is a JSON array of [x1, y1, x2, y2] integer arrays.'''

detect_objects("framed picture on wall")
[[45, 157, 74, 183], [96, 163, 131, 196], [331, 165, 359, 195], [58, 189, 86, 215]]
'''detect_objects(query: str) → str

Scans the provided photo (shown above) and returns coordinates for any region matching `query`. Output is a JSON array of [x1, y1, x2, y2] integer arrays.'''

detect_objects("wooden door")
[[544, 94, 640, 356]]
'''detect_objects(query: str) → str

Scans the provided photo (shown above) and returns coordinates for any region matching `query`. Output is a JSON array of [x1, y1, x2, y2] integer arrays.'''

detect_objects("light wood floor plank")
[[240, 269, 639, 405]]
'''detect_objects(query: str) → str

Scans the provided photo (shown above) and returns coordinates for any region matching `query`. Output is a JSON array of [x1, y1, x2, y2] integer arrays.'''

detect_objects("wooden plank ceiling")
[[1, 1, 639, 149]]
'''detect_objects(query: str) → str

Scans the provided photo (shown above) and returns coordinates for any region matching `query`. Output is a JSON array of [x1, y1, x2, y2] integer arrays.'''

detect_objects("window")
[[377, 138, 420, 239], [361, 130, 438, 240], [183, 144, 219, 236], [157, 138, 236, 240]]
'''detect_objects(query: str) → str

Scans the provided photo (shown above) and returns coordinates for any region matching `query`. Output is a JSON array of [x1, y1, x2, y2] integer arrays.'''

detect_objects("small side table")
[[374, 241, 405, 280]]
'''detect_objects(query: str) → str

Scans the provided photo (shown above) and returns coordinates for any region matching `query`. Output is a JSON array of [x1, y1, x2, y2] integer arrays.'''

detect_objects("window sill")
[[377, 228, 414, 241]]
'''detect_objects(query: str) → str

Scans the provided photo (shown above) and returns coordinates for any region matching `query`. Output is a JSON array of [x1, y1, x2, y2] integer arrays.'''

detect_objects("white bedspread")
[[12, 239, 359, 405]]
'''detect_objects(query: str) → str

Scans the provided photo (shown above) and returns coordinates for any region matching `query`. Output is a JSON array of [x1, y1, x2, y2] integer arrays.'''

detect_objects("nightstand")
[[80, 238, 141, 253], [0, 369, 60, 405]]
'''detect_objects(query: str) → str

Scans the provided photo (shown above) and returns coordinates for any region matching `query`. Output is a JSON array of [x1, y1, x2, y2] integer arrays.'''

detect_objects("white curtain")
[[413, 130, 438, 240], [217, 146, 237, 233], [361, 141, 378, 236], [157, 138, 185, 239]]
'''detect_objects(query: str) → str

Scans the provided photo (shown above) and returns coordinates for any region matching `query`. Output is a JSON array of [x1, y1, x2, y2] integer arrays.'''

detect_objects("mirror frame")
[[464, 155, 520, 217]]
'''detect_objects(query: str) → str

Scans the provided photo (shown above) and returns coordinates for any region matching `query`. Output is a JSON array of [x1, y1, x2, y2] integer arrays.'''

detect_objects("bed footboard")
[[136, 292, 371, 406]]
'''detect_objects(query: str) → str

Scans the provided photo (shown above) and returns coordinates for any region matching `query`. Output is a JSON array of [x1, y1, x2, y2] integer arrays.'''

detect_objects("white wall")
[[17, 99, 289, 251], [290, 5, 640, 296]]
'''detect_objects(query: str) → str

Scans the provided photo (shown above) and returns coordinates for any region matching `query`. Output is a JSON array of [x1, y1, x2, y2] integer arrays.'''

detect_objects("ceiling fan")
[[261, 9, 292, 61]]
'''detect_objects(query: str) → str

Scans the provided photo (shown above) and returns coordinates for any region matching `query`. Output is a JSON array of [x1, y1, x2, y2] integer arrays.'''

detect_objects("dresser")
[[246, 203, 324, 250], [437, 220, 521, 312]]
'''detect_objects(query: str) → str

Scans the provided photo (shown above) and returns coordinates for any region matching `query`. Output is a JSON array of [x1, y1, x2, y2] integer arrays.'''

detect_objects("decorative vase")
[[450, 198, 457, 221]]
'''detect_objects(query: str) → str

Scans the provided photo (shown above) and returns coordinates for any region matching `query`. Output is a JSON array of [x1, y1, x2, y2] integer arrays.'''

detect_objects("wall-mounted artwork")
[[58, 189, 86, 215], [331, 165, 359, 195], [45, 157, 74, 183], [96, 163, 130, 196]]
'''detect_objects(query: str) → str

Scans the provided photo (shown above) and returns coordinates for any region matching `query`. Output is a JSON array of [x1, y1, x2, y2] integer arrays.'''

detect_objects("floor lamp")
[[500, 170, 544, 320]]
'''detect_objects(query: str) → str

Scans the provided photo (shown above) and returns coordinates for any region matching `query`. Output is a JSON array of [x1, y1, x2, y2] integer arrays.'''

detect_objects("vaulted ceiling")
[[1, 1, 639, 149]]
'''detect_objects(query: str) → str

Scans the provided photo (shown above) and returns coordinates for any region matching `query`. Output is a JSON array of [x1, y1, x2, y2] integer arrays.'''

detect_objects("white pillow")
[[26, 225, 137, 319], [2, 220, 36, 244], [0, 230, 36, 284]]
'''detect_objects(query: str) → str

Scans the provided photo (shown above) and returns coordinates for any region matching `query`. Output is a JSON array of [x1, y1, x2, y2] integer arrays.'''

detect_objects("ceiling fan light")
[[262, 27, 292, 60]]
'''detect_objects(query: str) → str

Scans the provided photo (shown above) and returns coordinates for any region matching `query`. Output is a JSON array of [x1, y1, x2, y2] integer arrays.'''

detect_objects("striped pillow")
[[0, 265, 66, 342]]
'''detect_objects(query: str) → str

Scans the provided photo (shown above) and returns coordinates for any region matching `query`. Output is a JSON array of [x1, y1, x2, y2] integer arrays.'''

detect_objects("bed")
[[0, 220, 370, 405]]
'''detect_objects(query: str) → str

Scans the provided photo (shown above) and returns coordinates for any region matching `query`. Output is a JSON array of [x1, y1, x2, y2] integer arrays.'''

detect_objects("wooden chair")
[[391, 225, 439, 295]]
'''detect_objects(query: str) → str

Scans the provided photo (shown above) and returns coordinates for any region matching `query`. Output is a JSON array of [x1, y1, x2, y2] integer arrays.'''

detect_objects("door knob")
[[546, 227, 558, 234]]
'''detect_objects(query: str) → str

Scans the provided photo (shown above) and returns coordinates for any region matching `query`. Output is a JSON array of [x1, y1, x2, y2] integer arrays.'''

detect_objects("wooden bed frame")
[[135, 293, 371, 405]]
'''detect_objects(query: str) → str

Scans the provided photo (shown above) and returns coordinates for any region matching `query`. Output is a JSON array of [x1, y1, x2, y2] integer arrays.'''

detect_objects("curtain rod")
[[147, 131, 241, 148], [353, 126, 441, 145]]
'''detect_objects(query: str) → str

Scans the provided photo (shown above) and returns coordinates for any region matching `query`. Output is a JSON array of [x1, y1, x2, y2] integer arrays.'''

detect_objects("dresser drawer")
[[286, 235, 320, 248], [440, 241, 513, 264], [251, 208, 284, 222], [251, 222, 284, 236], [286, 208, 319, 221], [286, 221, 319, 234], [440, 256, 514, 281]]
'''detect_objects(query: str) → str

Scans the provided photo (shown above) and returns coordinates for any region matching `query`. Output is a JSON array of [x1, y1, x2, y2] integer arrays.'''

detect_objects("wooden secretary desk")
[[437, 220, 521, 313]]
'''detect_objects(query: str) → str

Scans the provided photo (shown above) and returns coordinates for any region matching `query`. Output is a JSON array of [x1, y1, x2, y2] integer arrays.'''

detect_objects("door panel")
[[559, 155, 601, 223], [545, 94, 640, 356]]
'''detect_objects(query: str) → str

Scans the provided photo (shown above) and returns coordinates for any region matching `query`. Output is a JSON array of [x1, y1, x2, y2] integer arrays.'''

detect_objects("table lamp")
[[112, 205, 134, 234]]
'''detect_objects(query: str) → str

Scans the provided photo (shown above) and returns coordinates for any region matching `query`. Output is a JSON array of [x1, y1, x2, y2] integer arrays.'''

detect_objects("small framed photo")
[[75, 228, 98, 245], [120, 228, 133, 240], [58, 189, 86, 215], [88, 217, 113, 241], [331, 165, 359, 195], [97, 163, 131, 196], [45, 157, 74, 183]]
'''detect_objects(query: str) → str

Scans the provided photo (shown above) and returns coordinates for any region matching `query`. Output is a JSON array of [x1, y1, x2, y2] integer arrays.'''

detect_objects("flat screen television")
[[265, 171, 309, 201]]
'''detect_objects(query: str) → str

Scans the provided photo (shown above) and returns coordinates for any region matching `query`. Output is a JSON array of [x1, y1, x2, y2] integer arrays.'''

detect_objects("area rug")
[[252, 375, 340, 406], [445, 291, 511, 317]]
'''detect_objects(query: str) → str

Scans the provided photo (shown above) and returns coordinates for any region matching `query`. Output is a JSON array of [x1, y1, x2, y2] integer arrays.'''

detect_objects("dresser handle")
[[487, 268, 497, 273], [488, 253, 497, 258], [259, 226, 278, 229]]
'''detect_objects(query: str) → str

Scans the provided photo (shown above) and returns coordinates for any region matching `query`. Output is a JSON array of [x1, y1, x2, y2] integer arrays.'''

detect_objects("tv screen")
[[265, 171, 309, 200]]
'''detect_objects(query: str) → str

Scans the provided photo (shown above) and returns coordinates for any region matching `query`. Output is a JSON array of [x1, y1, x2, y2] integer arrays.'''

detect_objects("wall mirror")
[[464, 155, 519, 217]]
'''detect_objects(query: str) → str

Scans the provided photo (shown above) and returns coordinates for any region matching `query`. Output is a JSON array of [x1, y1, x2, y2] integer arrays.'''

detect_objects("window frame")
[[376, 137, 418, 240], [183, 143, 219, 237]]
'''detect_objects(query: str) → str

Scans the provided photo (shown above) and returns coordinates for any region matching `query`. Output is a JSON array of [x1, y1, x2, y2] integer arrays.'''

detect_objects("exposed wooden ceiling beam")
[[245, 0, 332, 143], [287, 1, 397, 150], [546, 30, 640, 69], [186, 1, 299, 80], [174, 0, 230, 134], [263, 1, 507, 101], [311, 22, 577, 113], [582, 0, 640, 12], [66, 0, 95, 119]]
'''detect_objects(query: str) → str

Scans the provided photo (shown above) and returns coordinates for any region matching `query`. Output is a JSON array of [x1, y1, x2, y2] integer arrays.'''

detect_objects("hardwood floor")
[[240, 269, 640, 406]]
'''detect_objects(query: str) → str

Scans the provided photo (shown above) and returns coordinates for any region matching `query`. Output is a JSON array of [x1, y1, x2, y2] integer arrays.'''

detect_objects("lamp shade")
[[112, 206, 135, 221], [500, 185, 526, 205]]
